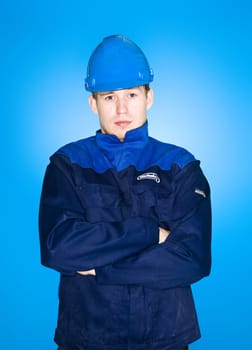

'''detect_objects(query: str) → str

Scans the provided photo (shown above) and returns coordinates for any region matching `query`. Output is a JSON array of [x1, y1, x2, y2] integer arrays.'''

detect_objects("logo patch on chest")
[[137, 172, 160, 183]]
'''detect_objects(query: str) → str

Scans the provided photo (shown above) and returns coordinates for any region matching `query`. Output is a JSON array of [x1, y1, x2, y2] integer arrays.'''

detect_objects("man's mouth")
[[114, 121, 132, 128]]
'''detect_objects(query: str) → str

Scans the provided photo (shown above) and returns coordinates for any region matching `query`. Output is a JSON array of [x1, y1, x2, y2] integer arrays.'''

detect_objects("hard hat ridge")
[[85, 34, 154, 92]]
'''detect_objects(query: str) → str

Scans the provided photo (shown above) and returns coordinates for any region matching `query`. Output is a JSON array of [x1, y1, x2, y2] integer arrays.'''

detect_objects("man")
[[39, 35, 212, 350]]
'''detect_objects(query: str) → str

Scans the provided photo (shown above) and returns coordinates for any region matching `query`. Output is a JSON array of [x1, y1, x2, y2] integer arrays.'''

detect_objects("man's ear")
[[146, 88, 154, 111], [89, 95, 98, 114]]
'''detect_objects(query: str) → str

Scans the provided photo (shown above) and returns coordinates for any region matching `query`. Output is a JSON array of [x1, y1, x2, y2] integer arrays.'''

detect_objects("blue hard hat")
[[85, 35, 154, 92]]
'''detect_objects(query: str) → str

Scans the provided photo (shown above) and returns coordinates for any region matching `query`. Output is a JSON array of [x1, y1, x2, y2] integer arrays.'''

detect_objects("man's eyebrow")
[[98, 91, 114, 96]]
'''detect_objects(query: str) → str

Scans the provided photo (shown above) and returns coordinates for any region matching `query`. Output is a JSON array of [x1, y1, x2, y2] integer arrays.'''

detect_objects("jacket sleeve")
[[39, 155, 159, 275], [96, 161, 212, 289]]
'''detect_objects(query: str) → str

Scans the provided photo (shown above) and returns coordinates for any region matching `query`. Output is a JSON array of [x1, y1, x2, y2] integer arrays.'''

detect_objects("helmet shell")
[[85, 35, 154, 92]]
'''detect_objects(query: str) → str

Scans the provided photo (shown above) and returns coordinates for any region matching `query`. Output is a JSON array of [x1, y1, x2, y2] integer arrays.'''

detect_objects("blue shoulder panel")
[[146, 137, 195, 170], [54, 136, 111, 173]]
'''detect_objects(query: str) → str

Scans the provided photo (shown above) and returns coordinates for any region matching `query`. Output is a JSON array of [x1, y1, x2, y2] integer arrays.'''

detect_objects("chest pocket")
[[131, 183, 173, 225], [77, 184, 124, 223]]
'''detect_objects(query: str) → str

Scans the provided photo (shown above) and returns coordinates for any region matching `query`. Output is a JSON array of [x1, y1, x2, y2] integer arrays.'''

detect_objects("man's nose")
[[116, 97, 127, 114]]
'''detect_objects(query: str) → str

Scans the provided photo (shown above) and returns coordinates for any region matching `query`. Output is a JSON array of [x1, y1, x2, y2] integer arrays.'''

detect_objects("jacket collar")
[[95, 122, 149, 169], [96, 122, 149, 153]]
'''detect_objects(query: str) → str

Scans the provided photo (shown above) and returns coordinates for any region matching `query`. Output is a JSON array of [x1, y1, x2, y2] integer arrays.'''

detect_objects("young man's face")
[[89, 86, 153, 141]]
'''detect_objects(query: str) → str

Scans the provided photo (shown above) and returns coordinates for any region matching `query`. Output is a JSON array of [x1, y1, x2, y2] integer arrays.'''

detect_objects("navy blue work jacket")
[[39, 123, 211, 350]]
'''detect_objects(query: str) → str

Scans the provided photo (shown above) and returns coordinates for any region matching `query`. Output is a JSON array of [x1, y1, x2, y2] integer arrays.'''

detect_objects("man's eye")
[[105, 95, 113, 101], [129, 93, 137, 98]]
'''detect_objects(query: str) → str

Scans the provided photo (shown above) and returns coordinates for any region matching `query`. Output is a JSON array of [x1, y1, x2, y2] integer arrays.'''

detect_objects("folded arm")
[[77, 227, 170, 275], [95, 162, 212, 289], [39, 156, 159, 275]]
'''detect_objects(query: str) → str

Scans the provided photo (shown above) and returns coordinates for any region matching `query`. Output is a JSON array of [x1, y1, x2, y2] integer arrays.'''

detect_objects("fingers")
[[158, 227, 171, 244], [77, 269, 96, 276]]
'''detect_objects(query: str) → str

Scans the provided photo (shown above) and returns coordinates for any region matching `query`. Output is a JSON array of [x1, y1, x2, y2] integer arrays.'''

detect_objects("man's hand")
[[77, 269, 96, 276], [159, 227, 170, 244]]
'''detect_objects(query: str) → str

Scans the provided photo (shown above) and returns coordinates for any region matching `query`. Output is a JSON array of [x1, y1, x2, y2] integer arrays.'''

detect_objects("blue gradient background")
[[1, 1, 251, 349]]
